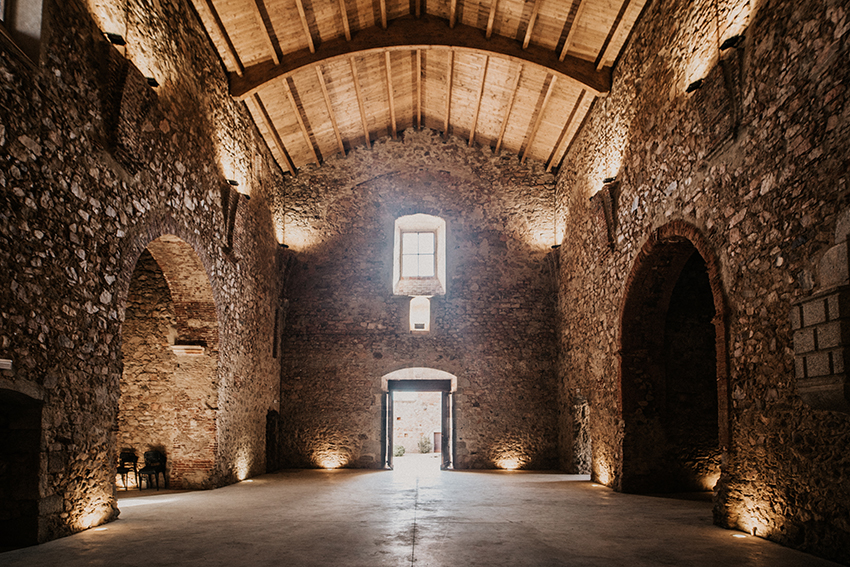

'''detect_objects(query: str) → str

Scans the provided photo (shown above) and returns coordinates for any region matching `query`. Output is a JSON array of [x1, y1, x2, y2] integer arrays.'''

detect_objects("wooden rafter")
[[294, 0, 315, 54], [521, 75, 557, 162], [469, 56, 489, 147], [450, 0, 458, 28], [596, 0, 632, 70], [197, 0, 244, 76], [546, 89, 585, 171], [349, 56, 371, 148], [416, 49, 422, 129], [486, 0, 498, 39], [522, 0, 542, 49], [230, 17, 612, 100], [443, 50, 454, 139], [495, 63, 522, 154], [248, 93, 294, 174], [249, 0, 279, 64], [338, 0, 351, 41], [560, 0, 587, 62], [384, 51, 397, 138], [379, 0, 387, 29], [315, 65, 345, 155], [282, 78, 319, 165]]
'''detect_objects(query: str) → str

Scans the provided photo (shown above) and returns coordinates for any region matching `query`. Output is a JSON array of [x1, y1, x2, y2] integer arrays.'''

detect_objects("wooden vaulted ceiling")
[[191, 0, 647, 174]]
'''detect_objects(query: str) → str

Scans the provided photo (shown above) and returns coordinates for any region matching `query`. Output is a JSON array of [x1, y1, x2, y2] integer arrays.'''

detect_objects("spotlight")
[[105, 33, 126, 46], [720, 35, 744, 50], [686, 79, 704, 93], [550, 244, 561, 249], [226, 179, 239, 186], [603, 176, 617, 184], [279, 243, 289, 249], [146, 77, 159, 87]]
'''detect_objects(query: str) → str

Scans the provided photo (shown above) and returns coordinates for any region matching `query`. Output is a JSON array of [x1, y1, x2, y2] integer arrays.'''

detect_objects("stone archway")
[[617, 221, 729, 493], [118, 234, 220, 489]]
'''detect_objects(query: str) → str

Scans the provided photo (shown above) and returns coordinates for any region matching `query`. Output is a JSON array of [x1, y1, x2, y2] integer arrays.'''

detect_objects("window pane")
[[402, 232, 419, 254], [419, 254, 435, 277], [418, 232, 435, 254], [402, 255, 418, 277]]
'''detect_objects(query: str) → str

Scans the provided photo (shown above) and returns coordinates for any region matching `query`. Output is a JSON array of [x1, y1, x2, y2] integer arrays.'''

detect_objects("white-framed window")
[[393, 214, 446, 297], [401, 231, 436, 278], [0, 0, 44, 61]]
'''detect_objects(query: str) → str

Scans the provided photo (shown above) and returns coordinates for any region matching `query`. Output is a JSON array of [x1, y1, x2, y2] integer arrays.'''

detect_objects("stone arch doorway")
[[0, 388, 42, 550], [119, 234, 220, 489], [618, 221, 729, 493], [380, 368, 457, 470]]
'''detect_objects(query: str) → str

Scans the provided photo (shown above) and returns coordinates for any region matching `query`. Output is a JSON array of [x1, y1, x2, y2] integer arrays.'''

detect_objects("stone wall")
[[279, 129, 560, 470], [393, 392, 442, 454], [555, 0, 850, 562], [0, 0, 282, 542]]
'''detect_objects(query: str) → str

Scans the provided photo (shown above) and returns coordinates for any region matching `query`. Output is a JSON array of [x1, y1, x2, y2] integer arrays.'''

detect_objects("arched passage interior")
[[118, 234, 220, 489], [618, 224, 728, 493]]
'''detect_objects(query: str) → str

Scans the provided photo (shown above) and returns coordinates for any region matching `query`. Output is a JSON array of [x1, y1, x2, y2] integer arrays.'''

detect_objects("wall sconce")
[[146, 77, 159, 87], [550, 244, 561, 249], [0, 359, 12, 370], [603, 176, 617, 184], [105, 33, 126, 46], [686, 79, 704, 93], [226, 179, 239, 187], [720, 35, 744, 50], [279, 243, 289, 249]]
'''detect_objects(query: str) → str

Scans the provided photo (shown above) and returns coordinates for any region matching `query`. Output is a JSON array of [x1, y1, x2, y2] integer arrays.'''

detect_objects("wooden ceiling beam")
[[450, 0, 458, 28], [443, 50, 454, 139], [294, 0, 316, 54], [247, 93, 295, 174], [522, 0, 541, 49], [249, 0, 279, 64], [315, 65, 346, 155], [521, 75, 556, 162], [495, 63, 522, 154], [349, 56, 372, 148], [230, 16, 611, 100], [338, 0, 351, 41], [596, 0, 633, 71], [416, 49, 422, 129], [559, 0, 587, 62], [486, 0, 498, 39], [282, 78, 320, 165], [197, 0, 244, 76], [380, 0, 388, 29], [468, 55, 489, 147], [546, 89, 585, 172], [384, 51, 397, 138]]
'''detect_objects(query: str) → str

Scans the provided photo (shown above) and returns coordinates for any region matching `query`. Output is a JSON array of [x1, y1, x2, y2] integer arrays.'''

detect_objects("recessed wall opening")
[[619, 228, 725, 494], [0, 389, 42, 551], [118, 235, 220, 490]]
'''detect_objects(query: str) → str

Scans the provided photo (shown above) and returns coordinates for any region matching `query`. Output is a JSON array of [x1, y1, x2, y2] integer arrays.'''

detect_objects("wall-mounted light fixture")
[[0, 359, 12, 370], [686, 79, 704, 93], [550, 244, 561, 249], [720, 35, 744, 50], [226, 179, 239, 187], [146, 77, 159, 88], [603, 176, 617, 184], [279, 243, 289, 249], [105, 33, 126, 46]]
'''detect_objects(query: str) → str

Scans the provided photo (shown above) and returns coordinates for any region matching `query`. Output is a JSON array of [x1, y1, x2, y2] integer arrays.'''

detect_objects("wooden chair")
[[116, 450, 140, 490], [139, 450, 167, 490]]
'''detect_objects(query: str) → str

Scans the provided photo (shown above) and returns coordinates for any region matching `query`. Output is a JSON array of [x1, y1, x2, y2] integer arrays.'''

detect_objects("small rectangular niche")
[[410, 296, 430, 333]]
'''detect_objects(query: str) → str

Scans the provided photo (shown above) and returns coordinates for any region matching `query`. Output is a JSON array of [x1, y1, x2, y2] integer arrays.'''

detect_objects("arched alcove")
[[118, 234, 220, 489], [617, 221, 728, 493]]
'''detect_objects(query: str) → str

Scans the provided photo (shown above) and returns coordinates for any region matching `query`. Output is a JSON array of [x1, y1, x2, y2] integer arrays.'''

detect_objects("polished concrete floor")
[[1, 454, 839, 566]]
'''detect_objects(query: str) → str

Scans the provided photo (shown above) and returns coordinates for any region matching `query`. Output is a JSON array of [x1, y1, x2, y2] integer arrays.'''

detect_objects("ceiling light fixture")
[[720, 35, 744, 50], [146, 77, 159, 87], [105, 33, 126, 46], [686, 79, 704, 93]]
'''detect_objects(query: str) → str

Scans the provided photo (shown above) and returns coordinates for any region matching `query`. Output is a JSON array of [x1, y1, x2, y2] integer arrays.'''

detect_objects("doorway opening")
[[619, 223, 727, 494], [118, 235, 219, 490]]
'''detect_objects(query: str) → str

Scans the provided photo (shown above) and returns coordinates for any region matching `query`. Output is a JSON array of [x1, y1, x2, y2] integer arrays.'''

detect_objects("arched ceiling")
[[190, 0, 647, 174]]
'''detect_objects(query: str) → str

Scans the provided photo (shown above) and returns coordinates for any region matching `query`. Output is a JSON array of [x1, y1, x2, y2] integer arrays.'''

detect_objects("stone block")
[[805, 351, 831, 377], [816, 321, 841, 350], [835, 208, 850, 243], [793, 327, 816, 354], [832, 348, 846, 375], [797, 373, 850, 413], [789, 305, 802, 330], [817, 241, 849, 290], [802, 298, 827, 327], [795, 357, 806, 379]]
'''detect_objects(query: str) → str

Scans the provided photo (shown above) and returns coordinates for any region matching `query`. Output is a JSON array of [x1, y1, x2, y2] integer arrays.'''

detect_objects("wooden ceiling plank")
[[380, 0, 388, 29], [315, 65, 346, 155], [294, 0, 316, 54], [349, 56, 372, 148], [385, 51, 398, 138], [450, 0, 458, 28], [468, 55, 489, 147], [282, 78, 320, 165], [416, 49, 422, 129], [521, 74, 556, 162], [596, 0, 632, 71], [546, 89, 585, 171], [198, 0, 244, 76], [486, 0, 498, 39], [339, 0, 351, 41], [230, 17, 612, 100], [443, 50, 454, 139], [495, 63, 522, 154], [249, 93, 295, 174], [559, 0, 587, 62], [249, 0, 279, 65], [522, 0, 542, 50]]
